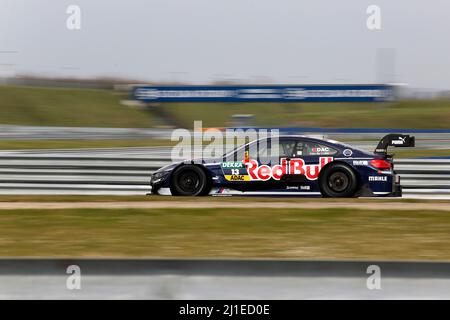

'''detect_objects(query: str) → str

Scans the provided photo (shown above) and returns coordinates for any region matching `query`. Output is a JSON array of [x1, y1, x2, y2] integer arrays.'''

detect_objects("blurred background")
[[1, 0, 449, 141], [0, 0, 450, 265], [0, 0, 449, 197]]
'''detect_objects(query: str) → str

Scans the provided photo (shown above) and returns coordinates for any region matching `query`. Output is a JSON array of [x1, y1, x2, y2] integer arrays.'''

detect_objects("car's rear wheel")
[[170, 165, 210, 196], [319, 163, 359, 198]]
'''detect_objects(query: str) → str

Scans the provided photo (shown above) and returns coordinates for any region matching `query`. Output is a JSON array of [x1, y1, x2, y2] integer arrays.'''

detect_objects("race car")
[[150, 134, 415, 197]]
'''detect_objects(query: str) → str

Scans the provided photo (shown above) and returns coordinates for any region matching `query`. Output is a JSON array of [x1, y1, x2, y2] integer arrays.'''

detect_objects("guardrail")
[[1, 259, 450, 299], [395, 159, 450, 198], [0, 151, 448, 198]]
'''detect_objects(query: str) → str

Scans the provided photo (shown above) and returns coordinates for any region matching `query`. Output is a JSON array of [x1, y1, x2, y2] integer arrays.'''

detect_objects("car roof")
[[256, 134, 335, 144], [253, 135, 370, 154], [222, 134, 371, 158]]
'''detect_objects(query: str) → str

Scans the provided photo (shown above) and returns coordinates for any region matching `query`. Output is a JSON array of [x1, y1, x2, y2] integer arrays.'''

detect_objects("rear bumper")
[[391, 173, 402, 197], [364, 172, 402, 197]]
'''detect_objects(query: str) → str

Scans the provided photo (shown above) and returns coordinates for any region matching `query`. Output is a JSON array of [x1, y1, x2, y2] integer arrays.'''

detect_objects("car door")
[[221, 138, 296, 191], [248, 137, 298, 190], [291, 139, 338, 181]]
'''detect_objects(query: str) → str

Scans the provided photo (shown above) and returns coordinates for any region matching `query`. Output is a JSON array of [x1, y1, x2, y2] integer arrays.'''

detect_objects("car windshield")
[[222, 140, 257, 161], [222, 138, 299, 162]]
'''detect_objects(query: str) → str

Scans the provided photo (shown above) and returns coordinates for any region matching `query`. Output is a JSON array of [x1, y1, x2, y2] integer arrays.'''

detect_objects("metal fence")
[[0, 149, 448, 198]]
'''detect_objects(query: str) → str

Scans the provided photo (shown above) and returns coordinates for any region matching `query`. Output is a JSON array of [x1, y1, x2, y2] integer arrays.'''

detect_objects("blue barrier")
[[133, 85, 393, 103]]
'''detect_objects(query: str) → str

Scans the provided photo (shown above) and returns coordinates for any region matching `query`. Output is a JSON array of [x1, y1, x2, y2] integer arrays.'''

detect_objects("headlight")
[[153, 170, 170, 179]]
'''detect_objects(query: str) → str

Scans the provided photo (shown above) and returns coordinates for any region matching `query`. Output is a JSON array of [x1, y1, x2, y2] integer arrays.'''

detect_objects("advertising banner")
[[133, 85, 393, 103]]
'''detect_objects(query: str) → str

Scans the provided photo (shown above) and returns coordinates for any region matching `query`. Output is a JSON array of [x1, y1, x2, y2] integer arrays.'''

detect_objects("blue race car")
[[150, 134, 415, 197]]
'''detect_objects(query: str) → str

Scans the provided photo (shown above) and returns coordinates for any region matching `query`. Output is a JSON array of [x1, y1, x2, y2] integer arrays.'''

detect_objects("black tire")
[[319, 163, 359, 198], [170, 165, 210, 196]]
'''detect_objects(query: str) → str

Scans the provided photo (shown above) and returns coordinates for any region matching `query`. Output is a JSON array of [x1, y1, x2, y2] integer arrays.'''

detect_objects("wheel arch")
[[169, 163, 213, 196], [319, 160, 362, 190], [320, 159, 359, 177]]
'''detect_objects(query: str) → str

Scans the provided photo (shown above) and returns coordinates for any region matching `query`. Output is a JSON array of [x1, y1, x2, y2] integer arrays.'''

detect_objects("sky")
[[1, 0, 450, 89]]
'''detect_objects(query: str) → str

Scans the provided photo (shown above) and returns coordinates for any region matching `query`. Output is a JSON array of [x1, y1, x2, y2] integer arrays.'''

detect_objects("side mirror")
[[243, 150, 250, 164]]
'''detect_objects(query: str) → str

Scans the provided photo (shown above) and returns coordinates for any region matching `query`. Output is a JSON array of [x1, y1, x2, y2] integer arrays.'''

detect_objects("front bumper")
[[149, 172, 170, 194]]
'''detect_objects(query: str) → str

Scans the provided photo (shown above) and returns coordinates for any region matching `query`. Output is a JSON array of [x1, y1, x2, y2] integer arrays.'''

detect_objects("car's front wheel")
[[319, 163, 359, 197], [170, 165, 210, 196]]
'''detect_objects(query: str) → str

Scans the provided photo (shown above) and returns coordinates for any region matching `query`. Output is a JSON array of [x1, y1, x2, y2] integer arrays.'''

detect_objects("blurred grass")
[[1, 207, 450, 259], [1, 85, 450, 129], [164, 100, 450, 129], [394, 149, 450, 158], [0, 85, 162, 127], [0, 195, 444, 203]]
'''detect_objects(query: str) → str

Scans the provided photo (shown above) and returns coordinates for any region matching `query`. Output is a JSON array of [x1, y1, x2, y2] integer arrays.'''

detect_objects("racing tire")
[[170, 165, 211, 196], [319, 163, 359, 198]]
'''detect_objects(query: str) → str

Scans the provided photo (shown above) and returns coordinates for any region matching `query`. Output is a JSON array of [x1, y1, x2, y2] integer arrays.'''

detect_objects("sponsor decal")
[[309, 147, 330, 154], [224, 175, 250, 181], [287, 185, 310, 191], [353, 160, 368, 166], [369, 176, 388, 182], [391, 137, 407, 145], [245, 157, 333, 181], [222, 164, 250, 181], [343, 149, 353, 157], [221, 162, 244, 168]]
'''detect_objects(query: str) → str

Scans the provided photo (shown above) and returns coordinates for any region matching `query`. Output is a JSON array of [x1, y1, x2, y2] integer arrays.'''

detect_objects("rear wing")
[[374, 134, 415, 155]]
